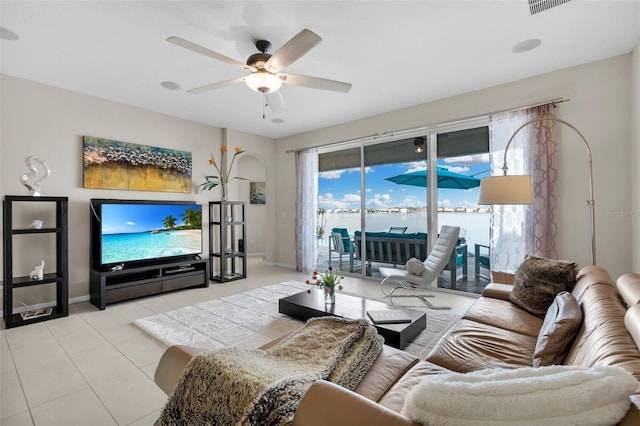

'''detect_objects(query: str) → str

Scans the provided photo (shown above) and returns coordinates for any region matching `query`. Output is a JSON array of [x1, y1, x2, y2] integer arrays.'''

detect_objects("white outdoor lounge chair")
[[379, 225, 460, 310]]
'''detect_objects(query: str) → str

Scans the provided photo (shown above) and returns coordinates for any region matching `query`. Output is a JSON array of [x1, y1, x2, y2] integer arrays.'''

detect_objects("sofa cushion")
[[463, 296, 543, 338], [533, 291, 582, 366], [509, 254, 578, 318], [401, 365, 638, 426], [425, 319, 537, 372]]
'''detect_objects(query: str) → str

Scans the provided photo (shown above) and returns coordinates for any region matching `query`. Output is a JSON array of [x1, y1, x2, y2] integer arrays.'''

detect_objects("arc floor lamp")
[[478, 117, 596, 265]]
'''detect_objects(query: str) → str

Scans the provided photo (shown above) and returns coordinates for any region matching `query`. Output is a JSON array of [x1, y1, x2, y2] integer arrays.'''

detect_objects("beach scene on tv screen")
[[101, 203, 202, 264]]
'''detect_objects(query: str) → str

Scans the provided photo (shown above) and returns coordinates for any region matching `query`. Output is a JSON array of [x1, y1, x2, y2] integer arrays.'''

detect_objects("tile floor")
[[1, 257, 475, 425]]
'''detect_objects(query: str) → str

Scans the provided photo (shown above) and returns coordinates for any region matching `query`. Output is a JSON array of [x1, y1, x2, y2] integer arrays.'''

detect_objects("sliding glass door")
[[317, 123, 491, 295]]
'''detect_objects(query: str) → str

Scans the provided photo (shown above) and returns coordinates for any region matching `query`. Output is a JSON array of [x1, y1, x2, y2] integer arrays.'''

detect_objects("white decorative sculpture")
[[20, 156, 51, 196], [30, 260, 45, 280], [30, 220, 44, 229]]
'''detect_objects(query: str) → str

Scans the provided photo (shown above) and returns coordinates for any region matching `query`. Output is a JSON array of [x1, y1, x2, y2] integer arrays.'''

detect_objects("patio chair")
[[474, 243, 490, 280], [379, 225, 460, 310], [329, 228, 355, 272], [388, 226, 407, 233]]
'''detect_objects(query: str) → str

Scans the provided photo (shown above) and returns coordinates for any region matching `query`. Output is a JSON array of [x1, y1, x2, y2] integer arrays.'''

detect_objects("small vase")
[[220, 183, 227, 201], [324, 287, 336, 305]]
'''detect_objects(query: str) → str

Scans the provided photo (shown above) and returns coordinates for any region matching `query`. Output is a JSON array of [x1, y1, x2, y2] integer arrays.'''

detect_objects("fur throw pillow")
[[509, 255, 578, 318], [405, 258, 425, 276], [402, 365, 637, 426]]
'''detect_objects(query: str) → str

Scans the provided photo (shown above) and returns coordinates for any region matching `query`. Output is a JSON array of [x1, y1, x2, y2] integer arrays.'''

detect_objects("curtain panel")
[[489, 105, 558, 271], [295, 148, 319, 272]]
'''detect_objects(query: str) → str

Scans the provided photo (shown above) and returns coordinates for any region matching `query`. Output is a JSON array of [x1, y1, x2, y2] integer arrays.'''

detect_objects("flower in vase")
[[306, 267, 344, 297], [200, 146, 247, 199]]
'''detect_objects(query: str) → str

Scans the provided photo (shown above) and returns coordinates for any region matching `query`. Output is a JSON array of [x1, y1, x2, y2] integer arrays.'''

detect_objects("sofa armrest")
[[481, 282, 513, 301], [154, 345, 208, 395], [292, 380, 418, 426]]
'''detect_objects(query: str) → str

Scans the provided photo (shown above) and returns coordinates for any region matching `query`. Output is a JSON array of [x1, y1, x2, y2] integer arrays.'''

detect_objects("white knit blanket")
[[402, 365, 638, 426]]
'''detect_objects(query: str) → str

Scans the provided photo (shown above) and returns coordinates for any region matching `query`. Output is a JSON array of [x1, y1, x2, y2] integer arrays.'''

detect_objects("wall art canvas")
[[250, 181, 266, 204], [83, 136, 192, 193]]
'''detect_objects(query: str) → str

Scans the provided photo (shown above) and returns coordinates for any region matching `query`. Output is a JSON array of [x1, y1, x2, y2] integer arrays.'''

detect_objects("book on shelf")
[[366, 309, 412, 324]]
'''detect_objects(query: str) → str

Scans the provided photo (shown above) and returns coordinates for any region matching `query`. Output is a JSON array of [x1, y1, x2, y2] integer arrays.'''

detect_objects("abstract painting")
[[83, 136, 192, 193]]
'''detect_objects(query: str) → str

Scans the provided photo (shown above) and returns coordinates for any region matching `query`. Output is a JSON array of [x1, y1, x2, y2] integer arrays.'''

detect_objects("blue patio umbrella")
[[385, 166, 481, 190]]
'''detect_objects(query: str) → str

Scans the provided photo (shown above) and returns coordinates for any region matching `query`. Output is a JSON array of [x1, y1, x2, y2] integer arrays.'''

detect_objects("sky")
[[318, 154, 491, 211], [100, 203, 201, 234]]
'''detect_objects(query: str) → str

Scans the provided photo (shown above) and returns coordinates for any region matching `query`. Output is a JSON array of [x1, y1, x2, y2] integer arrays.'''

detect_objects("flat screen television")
[[90, 199, 203, 271]]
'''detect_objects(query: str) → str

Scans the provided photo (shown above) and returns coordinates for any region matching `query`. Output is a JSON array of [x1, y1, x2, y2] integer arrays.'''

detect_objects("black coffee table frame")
[[278, 290, 426, 349]]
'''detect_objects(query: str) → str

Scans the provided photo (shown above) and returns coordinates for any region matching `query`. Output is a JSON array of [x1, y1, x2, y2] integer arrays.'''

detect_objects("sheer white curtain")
[[489, 105, 558, 271], [295, 148, 318, 272]]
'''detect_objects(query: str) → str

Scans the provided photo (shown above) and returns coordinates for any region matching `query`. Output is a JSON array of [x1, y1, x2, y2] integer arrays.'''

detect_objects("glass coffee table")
[[278, 290, 426, 349]]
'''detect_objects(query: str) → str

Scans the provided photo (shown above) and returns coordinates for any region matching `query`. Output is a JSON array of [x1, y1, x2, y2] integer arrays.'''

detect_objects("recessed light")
[[160, 81, 181, 90], [271, 118, 284, 124], [0, 26, 20, 41], [511, 38, 542, 53]]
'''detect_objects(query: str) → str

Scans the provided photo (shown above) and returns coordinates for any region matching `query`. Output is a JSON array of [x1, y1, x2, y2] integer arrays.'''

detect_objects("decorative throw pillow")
[[533, 291, 583, 366], [402, 365, 637, 426], [406, 257, 425, 276], [509, 254, 578, 318]]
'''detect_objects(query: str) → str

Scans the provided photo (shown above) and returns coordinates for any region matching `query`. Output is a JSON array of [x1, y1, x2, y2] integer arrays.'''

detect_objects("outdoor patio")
[[316, 240, 490, 296]]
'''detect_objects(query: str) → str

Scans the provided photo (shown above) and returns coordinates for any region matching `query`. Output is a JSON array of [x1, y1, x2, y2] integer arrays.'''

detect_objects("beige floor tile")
[[127, 409, 162, 426], [30, 388, 116, 426], [53, 327, 112, 355], [18, 358, 89, 408], [44, 315, 93, 338], [140, 361, 159, 381], [0, 410, 34, 426], [98, 321, 152, 345], [1, 366, 29, 420], [1, 332, 15, 374], [3, 324, 53, 352], [92, 369, 167, 426], [114, 333, 167, 367], [106, 302, 156, 322], [10, 337, 69, 373], [68, 345, 140, 386]]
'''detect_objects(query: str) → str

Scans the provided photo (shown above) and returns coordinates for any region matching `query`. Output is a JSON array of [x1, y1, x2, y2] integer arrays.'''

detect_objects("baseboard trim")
[[0, 294, 91, 317]]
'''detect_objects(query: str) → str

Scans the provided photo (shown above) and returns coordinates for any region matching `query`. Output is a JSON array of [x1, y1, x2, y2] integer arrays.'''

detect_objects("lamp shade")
[[478, 175, 533, 205]]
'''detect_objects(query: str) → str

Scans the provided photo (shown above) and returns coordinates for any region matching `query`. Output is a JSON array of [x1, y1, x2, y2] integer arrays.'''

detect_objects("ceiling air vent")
[[528, 0, 572, 15]]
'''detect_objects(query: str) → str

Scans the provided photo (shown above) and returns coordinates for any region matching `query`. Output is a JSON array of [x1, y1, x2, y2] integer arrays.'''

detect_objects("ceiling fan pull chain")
[[262, 93, 267, 119]]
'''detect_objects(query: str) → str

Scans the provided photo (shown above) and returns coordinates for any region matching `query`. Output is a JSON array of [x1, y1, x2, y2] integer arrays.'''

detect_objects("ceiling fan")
[[167, 28, 352, 111]]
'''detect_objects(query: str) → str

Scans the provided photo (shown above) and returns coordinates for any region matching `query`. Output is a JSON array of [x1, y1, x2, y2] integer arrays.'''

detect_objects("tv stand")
[[89, 258, 209, 309]]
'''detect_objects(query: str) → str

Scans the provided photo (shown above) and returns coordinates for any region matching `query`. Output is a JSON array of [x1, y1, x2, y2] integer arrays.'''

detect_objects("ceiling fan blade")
[[187, 77, 245, 94], [265, 91, 285, 112], [167, 36, 255, 71], [280, 73, 352, 93], [264, 29, 322, 73]]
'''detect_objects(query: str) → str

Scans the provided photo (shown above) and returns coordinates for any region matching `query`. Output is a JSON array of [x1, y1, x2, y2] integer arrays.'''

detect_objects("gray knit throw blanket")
[[159, 316, 384, 426]]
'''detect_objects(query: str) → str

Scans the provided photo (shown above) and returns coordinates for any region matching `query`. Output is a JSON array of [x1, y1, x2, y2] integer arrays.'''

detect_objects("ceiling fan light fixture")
[[245, 71, 283, 93]]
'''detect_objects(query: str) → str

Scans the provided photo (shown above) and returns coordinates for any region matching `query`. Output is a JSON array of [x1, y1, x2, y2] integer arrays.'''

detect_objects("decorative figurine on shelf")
[[30, 260, 45, 280], [30, 220, 44, 229], [20, 156, 51, 196]]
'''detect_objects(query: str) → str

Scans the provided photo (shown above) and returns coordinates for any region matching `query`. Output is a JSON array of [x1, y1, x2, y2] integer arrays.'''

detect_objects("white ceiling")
[[1, 1, 639, 139]]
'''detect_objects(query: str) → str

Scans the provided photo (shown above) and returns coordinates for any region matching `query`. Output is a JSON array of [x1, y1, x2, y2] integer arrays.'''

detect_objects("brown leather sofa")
[[154, 266, 640, 425]]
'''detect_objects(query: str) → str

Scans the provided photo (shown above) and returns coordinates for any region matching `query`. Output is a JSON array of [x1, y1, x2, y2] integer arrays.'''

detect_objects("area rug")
[[133, 280, 461, 359]]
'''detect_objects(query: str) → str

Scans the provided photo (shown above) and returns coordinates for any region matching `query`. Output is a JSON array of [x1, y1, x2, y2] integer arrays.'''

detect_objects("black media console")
[[89, 258, 209, 309]]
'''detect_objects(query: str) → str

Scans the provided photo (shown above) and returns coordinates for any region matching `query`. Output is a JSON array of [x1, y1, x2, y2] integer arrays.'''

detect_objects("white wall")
[[632, 39, 640, 272], [275, 54, 635, 279], [0, 75, 275, 308]]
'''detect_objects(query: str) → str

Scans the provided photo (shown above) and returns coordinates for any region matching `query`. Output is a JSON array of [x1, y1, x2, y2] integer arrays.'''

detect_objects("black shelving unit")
[[3, 195, 69, 328], [209, 201, 246, 282]]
